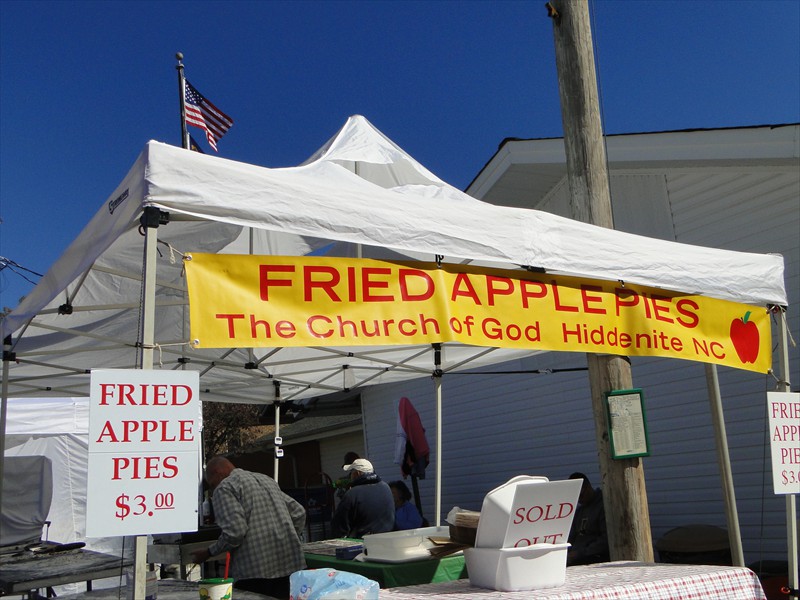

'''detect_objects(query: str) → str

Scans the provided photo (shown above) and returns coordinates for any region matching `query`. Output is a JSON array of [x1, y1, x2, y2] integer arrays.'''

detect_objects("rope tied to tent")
[[766, 369, 790, 390], [769, 305, 796, 348], [138, 341, 192, 367], [157, 240, 184, 265]]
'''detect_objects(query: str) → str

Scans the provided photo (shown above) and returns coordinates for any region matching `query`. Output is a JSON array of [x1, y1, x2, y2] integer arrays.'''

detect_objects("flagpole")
[[176, 52, 190, 150]]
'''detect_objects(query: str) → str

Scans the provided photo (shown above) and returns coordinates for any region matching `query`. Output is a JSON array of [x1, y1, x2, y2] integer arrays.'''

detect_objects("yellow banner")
[[185, 254, 771, 373]]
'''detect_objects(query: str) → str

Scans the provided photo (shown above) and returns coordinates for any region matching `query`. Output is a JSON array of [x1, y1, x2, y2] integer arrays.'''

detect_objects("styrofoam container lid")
[[362, 525, 450, 563], [475, 476, 581, 549], [474, 475, 547, 548]]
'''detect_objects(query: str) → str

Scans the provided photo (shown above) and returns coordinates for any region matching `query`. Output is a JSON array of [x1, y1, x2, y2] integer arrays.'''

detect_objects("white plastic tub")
[[464, 543, 570, 591], [362, 525, 450, 562]]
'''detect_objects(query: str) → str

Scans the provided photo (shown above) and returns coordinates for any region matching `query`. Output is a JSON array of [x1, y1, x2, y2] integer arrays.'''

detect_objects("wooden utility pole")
[[547, 0, 654, 562]]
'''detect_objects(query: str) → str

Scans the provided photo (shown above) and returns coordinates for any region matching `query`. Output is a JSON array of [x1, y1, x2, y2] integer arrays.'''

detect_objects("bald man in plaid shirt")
[[192, 456, 306, 599]]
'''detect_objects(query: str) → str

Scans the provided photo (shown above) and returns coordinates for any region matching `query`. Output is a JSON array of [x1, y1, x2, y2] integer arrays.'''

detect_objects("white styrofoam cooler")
[[464, 543, 571, 591], [362, 525, 450, 562], [466, 475, 580, 591]]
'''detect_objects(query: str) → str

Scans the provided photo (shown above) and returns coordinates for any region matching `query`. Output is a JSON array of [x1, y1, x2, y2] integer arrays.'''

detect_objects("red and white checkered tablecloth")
[[378, 561, 767, 600]]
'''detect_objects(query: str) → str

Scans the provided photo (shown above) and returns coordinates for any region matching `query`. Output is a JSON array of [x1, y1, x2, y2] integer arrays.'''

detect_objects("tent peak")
[[300, 115, 446, 188]]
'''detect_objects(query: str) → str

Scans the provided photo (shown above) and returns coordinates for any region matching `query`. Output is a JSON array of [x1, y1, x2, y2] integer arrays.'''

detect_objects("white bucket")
[[198, 578, 234, 600]]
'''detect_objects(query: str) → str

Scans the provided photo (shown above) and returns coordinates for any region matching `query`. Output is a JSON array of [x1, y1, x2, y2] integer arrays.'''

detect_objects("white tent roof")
[[0, 115, 787, 403]]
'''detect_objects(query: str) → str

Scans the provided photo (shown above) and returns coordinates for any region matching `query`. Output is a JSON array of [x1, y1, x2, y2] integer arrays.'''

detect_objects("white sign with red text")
[[86, 369, 201, 536], [503, 479, 582, 548], [767, 391, 800, 495], [476, 477, 582, 549]]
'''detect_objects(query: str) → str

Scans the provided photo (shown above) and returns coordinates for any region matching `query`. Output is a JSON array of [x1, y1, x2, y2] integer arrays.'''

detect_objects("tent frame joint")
[[139, 207, 170, 230], [524, 265, 547, 274]]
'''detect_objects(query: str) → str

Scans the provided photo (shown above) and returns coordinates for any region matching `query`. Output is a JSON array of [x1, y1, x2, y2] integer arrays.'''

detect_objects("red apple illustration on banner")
[[729, 311, 759, 363]]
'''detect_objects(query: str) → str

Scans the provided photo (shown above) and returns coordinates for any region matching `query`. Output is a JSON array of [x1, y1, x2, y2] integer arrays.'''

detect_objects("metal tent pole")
[[705, 363, 745, 566], [133, 208, 160, 599], [273, 381, 282, 482], [0, 335, 12, 519], [776, 308, 798, 599], [433, 344, 442, 527]]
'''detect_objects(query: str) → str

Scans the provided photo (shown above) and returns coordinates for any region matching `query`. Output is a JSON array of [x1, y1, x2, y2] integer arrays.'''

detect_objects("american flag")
[[184, 80, 233, 151]]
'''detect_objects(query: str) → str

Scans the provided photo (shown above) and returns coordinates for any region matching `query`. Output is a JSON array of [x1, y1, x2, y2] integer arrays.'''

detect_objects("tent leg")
[[705, 363, 744, 566], [273, 381, 281, 482], [433, 344, 442, 527], [434, 376, 442, 527], [0, 335, 11, 516], [133, 217, 159, 598], [776, 309, 798, 599]]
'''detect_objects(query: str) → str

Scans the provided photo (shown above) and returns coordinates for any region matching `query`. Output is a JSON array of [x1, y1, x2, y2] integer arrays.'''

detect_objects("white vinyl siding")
[[319, 431, 366, 484]]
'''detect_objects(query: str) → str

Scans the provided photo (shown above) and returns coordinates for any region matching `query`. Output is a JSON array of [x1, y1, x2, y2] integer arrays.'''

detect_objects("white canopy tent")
[[2, 396, 126, 593], [0, 115, 787, 405], [0, 116, 791, 582], [4, 397, 90, 547]]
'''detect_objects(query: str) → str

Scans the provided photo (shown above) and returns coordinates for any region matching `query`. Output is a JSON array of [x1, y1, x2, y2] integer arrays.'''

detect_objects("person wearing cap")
[[333, 451, 361, 500], [331, 458, 395, 538]]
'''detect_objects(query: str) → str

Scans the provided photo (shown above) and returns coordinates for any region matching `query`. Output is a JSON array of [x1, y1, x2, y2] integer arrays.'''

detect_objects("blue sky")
[[1, 0, 799, 312]]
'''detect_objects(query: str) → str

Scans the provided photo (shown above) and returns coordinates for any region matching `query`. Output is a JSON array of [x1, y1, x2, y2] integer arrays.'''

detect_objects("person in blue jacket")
[[331, 458, 395, 538], [389, 480, 423, 530]]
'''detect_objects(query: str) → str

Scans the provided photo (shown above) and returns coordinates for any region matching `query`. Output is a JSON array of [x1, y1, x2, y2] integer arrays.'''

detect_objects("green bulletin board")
[[605, 388, 651, 460]]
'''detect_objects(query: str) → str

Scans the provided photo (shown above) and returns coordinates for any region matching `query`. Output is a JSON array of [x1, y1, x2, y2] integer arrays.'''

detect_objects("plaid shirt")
[[208, 468, 306, 580]]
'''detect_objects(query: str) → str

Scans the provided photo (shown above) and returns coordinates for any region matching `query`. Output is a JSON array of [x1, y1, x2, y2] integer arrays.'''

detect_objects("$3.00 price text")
[[115, 491, 176, 520], [782, 469, 799, 486]]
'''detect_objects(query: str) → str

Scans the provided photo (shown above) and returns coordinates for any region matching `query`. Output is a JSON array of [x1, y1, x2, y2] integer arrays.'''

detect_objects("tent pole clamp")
[[3, 335, 14, 362], [432, 343, 443, 378], [139, 207, 171, 231]]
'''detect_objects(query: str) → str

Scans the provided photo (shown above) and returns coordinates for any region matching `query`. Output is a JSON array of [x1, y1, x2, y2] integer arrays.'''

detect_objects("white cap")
[[343, 458, 374, 474]]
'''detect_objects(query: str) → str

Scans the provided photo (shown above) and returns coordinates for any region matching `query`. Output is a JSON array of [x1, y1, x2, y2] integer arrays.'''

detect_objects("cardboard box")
[[362, 525, 450, 562], [464, 543, 570, 591], [335, 544, 364, 560]]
